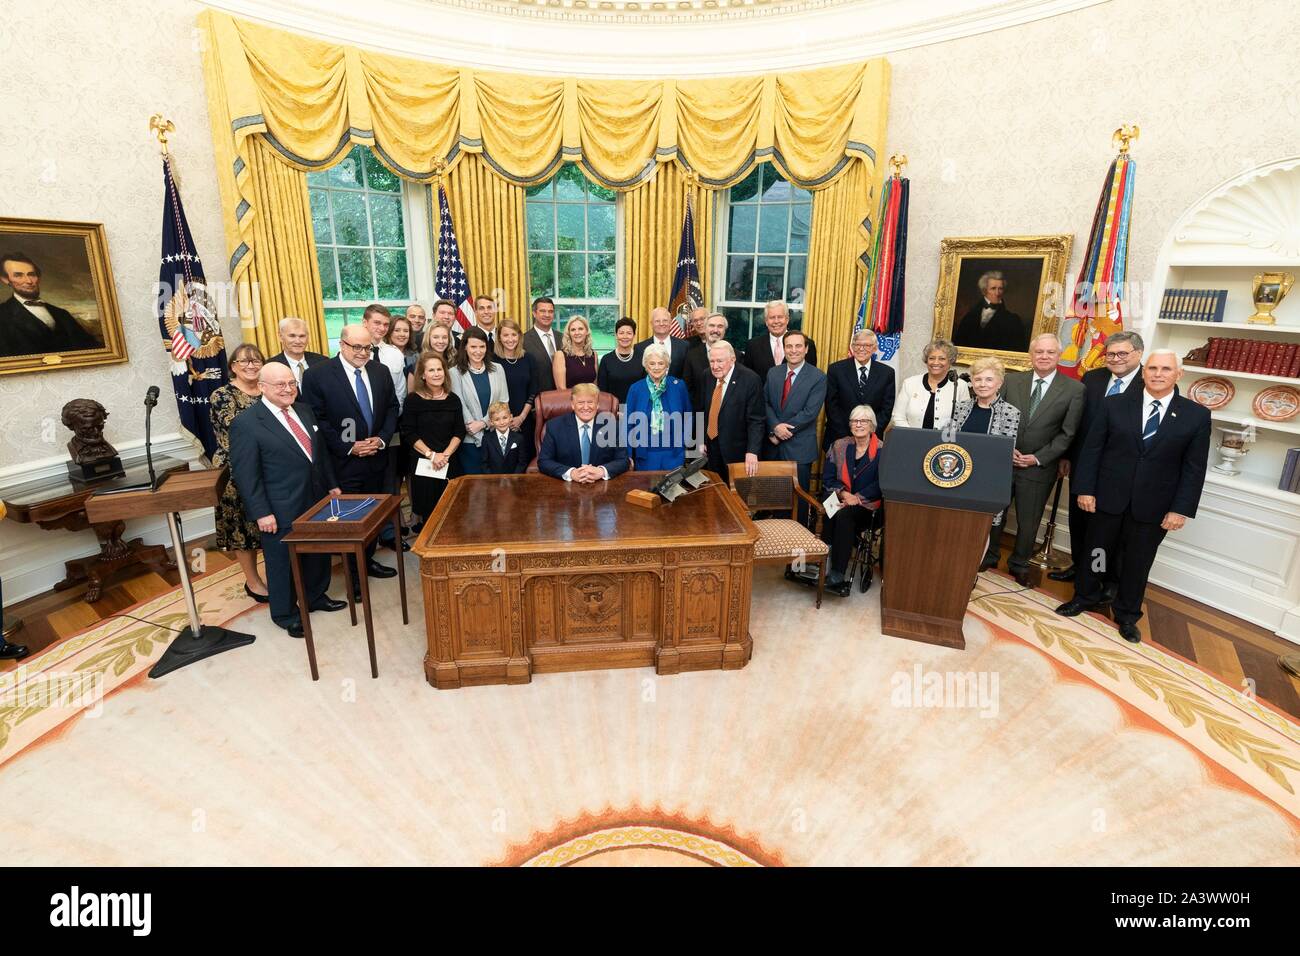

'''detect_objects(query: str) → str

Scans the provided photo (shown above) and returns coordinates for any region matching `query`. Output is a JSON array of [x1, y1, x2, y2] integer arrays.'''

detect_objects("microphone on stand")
[[144, 385, 160, 490]]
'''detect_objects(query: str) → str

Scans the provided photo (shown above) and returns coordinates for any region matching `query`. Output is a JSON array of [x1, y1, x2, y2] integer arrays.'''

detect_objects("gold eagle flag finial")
[[149, 114, 175, 156], [1112, 124, 1140, 155]]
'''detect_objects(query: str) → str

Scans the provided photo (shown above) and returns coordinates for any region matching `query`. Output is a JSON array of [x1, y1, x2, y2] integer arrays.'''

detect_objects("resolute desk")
[[412, 472, 760, 689]]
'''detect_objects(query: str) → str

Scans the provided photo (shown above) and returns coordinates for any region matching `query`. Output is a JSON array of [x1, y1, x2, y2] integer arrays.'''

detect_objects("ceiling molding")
[[202, 0, 1111, 77]]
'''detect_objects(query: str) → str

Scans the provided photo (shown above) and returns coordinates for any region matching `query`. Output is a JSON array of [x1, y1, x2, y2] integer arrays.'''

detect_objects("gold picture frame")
[[0, 217, 128, 376], [933, 234, 1073, 371]]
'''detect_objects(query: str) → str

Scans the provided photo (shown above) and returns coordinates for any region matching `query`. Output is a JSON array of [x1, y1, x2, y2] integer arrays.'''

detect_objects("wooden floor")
[[6, 535, 1300, 719]]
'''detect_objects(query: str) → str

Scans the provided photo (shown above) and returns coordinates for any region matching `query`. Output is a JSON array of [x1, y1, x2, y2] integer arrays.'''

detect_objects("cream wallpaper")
[[884, 0, 1299, 378]]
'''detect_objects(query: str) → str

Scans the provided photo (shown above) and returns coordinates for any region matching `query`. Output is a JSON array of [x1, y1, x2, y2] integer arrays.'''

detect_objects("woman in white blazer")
[[449, 327, 509, 475], [891, 338, 970, 431]]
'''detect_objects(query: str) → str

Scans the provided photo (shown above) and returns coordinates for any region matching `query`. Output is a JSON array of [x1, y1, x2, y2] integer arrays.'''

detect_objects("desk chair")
[[528, 389, 620, 473], [728, 461, 828, 608]]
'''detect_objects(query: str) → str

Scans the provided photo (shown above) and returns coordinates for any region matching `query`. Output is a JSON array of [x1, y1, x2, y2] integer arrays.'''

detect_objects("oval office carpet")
[[1, 560, 1298, 866]]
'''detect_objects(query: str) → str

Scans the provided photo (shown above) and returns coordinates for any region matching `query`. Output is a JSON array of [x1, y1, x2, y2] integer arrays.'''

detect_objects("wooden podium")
[[877, 427, 1013, 650], [84, 467, 255, 677]]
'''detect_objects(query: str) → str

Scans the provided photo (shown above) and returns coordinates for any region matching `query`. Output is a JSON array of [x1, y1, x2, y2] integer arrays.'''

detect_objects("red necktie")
[[282, 409, 313, 459], [781, 369, 794, 408]]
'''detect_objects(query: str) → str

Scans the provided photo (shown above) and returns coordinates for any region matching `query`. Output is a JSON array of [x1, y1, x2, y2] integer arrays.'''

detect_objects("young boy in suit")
[[482, 402, 527, 474]]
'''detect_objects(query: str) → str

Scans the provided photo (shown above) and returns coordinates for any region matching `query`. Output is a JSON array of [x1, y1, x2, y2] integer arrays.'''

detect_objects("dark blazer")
[[764, 362, 827, 464], [482, 428, 528, 474], [268, 350, 329, 371], [522, 326, 563, 392], [0, 295, 101, 358], [1001, 370, 1085, 484], [228, 401, 337, 527], [633, 336, 689, 379], [707, 364, 766, 465], [1066, 366, 1143, 469], [1074, 388, 1211, 523], [953, 300, 1026, 352], [538, 412, 630, 479], [681, 339, 713, 412], [742, 331, 819, 381], [300, 355, 399, 485], [823, 357, 895, 444]]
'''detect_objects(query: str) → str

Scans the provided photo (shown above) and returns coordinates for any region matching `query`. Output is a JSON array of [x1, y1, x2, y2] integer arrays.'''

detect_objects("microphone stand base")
[[148, 624, 255, 679]]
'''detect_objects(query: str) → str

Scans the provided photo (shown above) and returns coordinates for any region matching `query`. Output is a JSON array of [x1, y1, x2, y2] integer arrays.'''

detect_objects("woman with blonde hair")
[[553, 314, 598, 389], [892, 338, 970, 430], [951, 355, 1021, 569]]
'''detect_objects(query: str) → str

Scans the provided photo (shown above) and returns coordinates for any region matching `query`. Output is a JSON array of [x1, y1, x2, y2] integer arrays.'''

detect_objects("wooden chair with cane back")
[[727, 461, 828, 608]]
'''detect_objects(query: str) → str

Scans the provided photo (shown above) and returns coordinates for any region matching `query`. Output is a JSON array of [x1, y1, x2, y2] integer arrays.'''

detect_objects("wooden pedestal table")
[[283, 494, 408, 681], [413, 472, 760, 690]]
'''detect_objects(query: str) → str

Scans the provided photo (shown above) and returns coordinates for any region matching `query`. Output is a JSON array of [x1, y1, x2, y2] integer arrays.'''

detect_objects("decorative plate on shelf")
[[1252, 384, 1300, 422], [1188, 376, 1235, 410]]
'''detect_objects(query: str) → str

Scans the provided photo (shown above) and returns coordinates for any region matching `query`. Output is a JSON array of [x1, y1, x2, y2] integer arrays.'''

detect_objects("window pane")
[[730, 167, 761, 204], [526, 180, 552, 200], [787, 307, 804, 332], [789, 203, 811, 254], [786, 255, 807, 307], [558, 253, 585, 298], [556, 164, 586, 201], [556, 204, 584, 251], [588, 180, 616, 203], [755, 255, 785, 302], [759, 164, 782, 201], [727, 204, 757, 253], [527, 203, 554, 250], [337, 248, 374, 299], [327, 147, 364, 188], [587, 204, 615, 252], [324, 307, 348, 355], [726, 255, 754, 302], [369, 193, 404, 247], [331, 190, 369, 247], [529, 252, 555, 297], [310, 189, 332, 244], [586, 305, 618, 356], [374, 248, 409, 300], [758, 204, 790, 254], [722, 307, 754, 350], [362, 149, 401, 193], [316, 247, 339, 300], [588, 253, 616, 298]]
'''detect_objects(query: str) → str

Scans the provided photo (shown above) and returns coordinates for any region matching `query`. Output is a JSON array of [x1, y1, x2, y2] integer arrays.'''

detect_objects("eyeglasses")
[[849, 418, 873, 426], [263, 381, 298, 391], [1105, 350, 1135, 360], [340, 341, 371, 352], [234, 358, 263, 367]]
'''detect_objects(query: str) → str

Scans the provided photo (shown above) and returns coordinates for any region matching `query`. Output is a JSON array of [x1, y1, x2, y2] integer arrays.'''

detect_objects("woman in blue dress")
[[624, 342, 692, 471]]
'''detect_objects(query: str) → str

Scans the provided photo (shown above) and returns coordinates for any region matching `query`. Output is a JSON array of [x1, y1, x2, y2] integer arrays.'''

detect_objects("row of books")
[[1202, 338, 1300, 377], [1159, 288, 1228, 322], [1279, 448, 1300, 494]]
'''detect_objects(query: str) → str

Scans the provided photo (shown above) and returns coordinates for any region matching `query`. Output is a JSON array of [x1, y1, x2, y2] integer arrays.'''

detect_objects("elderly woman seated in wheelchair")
[[821, 404, 884, 597]]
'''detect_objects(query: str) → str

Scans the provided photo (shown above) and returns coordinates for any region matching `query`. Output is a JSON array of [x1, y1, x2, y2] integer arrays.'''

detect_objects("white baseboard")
[[1, 433, 212, 607]]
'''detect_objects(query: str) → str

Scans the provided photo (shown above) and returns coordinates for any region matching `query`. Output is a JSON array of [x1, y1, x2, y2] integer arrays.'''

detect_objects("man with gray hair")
[[703, 339, 763, 479], [953, 271, 1027, 352], [990, 332, 1085, 585], [267, 316, 327, 386]]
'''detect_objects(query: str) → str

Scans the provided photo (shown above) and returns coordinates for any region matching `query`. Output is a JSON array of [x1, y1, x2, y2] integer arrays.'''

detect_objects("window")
[[526, 165, 620, 354], [309, 145, 414, 352], [715, 165, 811, 352]]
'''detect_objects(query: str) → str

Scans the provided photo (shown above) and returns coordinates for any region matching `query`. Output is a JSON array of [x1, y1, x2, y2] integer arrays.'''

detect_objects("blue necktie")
[[1106, 377, 1123, 396], [353, 368, 373, 432], [1142, 400, 1160, 443], [580, 424, 591, 465]]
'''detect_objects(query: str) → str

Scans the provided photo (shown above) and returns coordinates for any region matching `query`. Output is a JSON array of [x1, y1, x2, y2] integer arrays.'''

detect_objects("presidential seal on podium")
[[923, 443, 974, 488]]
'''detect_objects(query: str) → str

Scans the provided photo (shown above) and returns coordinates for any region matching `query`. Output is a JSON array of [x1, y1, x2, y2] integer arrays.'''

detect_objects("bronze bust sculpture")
[[62, 398, 119, 464]]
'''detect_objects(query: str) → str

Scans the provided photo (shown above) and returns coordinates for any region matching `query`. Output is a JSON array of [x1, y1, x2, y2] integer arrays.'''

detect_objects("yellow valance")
[[199, 10, 889, 191]]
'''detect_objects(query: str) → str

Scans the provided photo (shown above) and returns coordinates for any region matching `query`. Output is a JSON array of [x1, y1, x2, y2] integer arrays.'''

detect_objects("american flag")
[[666, 193, 702, 339], [435, 184, 474, 331]]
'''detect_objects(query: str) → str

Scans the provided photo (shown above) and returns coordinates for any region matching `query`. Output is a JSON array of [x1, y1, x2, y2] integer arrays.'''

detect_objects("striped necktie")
[[1028, 377, 1045, 418], [1142, 400, 1161, 443]]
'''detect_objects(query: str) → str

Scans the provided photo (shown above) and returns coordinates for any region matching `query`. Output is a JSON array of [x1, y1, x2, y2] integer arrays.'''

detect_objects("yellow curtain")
[[622, 164, 714, 336], [803, 158, 879, 362], [438, 155, 531, 327]]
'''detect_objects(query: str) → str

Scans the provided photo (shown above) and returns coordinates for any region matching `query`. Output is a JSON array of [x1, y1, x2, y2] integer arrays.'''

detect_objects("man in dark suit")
[[432, 299, 463, 348], [300, 323, 400, 588], [633, 307, 689, 379], [405, 304, 427, 351], [824, 329, 895, 444], [523, 296, 564, 393], [952, 271, 1027, 353], [765, 331, 827, 518], [1049, 330, 1145, 585], [538, 383, 630, 481], [0, 252, 102, 358], [1055, 350, 1211, 643], [742, 300, 818, 382], [992, 333, 1085, 584], [229, 362, 347, 637], [682, 311, 728, 413], [482, 403, 529, 475], [701, 340, 764, 480], [266, 316, 328, 387]]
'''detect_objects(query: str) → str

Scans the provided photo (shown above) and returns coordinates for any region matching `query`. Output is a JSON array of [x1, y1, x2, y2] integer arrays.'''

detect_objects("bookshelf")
[[1139, 155, 1300, 642]]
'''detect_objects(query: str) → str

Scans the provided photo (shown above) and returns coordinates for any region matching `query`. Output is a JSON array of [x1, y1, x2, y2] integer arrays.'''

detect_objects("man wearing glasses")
[[1050, 331, 1145, 589], [301, 323, 401, 595], [229, 363, 346, 638], [823, 329, 895, 445]]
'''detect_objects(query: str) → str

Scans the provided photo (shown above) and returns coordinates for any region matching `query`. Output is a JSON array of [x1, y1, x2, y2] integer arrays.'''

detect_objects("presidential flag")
[[158, 155, 227, 460], [853, 171, 909, 370], [435, 184, 475, 331], [665, 193, 702, 338]]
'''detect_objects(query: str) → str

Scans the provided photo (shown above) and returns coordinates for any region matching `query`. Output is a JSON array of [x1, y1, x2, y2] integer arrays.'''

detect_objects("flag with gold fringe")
[[666, 193, 702, 338], [852, 170, 908, 369], [1059, 140, 1137, 377]]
